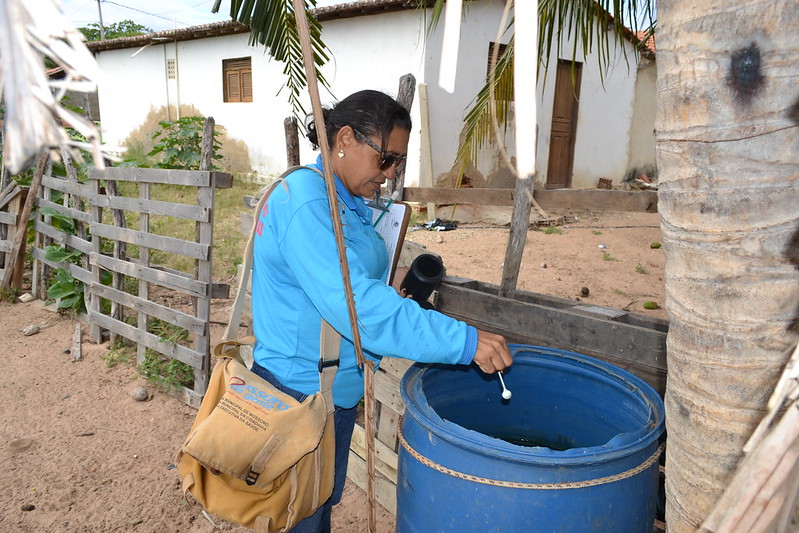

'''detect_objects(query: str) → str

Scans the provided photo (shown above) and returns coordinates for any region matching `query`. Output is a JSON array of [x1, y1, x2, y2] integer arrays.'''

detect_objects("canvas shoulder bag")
[[176, 166, 341, 532]]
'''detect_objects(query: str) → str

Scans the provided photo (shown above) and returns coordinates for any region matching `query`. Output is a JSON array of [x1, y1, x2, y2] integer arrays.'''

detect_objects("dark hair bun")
[[305, 108, 332, 149]]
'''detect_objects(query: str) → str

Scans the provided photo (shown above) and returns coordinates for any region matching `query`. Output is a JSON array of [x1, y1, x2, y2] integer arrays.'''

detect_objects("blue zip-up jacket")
[[251, 156, 477, 408]]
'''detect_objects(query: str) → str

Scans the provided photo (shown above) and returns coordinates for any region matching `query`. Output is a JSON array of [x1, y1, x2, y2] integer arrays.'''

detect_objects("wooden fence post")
[[2, 153, 47, 289], [284, 116, 300, 167], [498, 175, 534, 298], [386, 73, 416, 199]]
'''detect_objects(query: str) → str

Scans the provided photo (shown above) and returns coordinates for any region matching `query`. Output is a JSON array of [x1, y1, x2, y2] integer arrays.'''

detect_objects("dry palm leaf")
[[0, 0, 104, 174]]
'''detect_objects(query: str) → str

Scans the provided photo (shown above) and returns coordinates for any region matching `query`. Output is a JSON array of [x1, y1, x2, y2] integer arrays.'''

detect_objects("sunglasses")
[[353, 129, 407, 171]]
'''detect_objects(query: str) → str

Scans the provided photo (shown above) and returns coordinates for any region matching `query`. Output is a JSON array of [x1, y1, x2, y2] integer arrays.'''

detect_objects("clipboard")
[[369, 201, 411, 285]]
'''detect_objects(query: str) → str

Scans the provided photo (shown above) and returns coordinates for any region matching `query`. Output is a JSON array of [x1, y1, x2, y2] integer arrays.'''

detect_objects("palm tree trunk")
[[656, 1, 799, 530]]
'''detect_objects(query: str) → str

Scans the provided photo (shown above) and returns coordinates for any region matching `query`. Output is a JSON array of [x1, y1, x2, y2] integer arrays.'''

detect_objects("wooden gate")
[[30, 162, 231, 407]]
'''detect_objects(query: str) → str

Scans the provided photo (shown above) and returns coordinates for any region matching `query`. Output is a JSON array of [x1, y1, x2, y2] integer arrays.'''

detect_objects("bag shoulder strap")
[[224, 165, 340, 414]]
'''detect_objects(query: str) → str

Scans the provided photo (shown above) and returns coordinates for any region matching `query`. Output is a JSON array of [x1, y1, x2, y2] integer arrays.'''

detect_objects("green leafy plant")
[[592, 230, 602, 235], [602, 252, 620, 262], [643, 301, 660, 310], [148, 116, 223, 170], [148, 318, 190, 346], [103, 341, 135, 368], [46, 268, 85, 312], [0, 287, 20, 303], [138, 349, 193, 392], [543, 226, 562, 235], [79, 19, 153, 41], [39, 206, 75, 233], [635, 264, 648, 274], [44, 244, 82, 265]]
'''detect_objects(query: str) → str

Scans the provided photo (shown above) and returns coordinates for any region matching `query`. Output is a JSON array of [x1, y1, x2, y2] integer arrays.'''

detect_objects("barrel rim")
[[400, 344, 666, 467]]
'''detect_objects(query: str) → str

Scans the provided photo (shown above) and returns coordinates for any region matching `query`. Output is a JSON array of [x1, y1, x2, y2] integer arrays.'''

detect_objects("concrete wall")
[[626, 57, 658, 181]]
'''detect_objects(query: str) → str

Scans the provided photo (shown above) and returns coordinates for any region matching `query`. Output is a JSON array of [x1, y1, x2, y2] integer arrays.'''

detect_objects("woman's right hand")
[[472, 330, 513, 374]]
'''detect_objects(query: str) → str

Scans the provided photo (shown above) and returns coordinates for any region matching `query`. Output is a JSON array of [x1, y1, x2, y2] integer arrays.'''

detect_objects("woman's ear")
[[336, 125, 356, 151]]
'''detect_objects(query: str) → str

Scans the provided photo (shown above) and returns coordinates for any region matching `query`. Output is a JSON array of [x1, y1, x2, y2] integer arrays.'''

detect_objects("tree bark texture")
[[386, 73, 416, 198], [284, 116, 300, 167], [657, 2, 799, 530]]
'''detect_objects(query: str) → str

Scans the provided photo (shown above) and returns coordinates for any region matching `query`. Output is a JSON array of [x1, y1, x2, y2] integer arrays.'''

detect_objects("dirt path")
[[0, 209, 664, 532]]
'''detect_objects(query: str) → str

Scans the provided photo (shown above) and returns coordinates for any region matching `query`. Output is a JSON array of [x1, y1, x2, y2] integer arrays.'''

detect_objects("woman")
[[250, 89, 512, 532]]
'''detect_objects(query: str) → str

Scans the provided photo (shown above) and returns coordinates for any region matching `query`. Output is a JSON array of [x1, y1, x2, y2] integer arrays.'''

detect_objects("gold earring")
[[338, 149, 345, 158]]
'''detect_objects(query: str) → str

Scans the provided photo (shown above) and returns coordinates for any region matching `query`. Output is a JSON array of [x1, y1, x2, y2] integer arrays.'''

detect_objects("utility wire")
[[100, 0, 191, 27], [156, 0, 212, 15]]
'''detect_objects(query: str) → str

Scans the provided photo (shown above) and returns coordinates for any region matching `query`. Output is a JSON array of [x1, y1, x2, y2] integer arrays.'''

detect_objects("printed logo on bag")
[[229, 377, 290, 412]]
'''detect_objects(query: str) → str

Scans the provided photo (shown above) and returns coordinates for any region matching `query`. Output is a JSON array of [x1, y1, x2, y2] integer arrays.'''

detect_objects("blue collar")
[[312, 154, 373, 224]]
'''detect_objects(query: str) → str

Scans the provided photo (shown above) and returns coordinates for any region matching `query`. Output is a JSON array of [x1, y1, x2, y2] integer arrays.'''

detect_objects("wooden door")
[[546, 60, 582, 188]]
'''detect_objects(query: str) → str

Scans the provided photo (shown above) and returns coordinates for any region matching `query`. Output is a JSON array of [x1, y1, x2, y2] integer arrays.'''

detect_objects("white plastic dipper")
[[497, 371, 512, 400]]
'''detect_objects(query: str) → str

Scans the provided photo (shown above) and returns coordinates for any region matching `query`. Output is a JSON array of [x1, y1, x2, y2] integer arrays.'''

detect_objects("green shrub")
[[148, 116, 223, 170]]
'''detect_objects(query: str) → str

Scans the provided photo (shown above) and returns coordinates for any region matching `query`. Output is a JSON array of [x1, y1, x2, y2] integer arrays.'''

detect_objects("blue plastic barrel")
[[397, 345, 665, 532]]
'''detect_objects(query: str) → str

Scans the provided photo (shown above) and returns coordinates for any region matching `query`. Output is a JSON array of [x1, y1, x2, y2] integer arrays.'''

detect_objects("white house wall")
[[313, 9, 428, 186], [627, 57, 657, 180], [420, 1, 510, 185], [95, 12, 429, 180], [93, 1, 653, 190]]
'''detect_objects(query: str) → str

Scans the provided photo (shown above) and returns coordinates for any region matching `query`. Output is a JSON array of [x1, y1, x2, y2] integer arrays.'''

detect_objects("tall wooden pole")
[[499, 0, 538, 298], [291, 3, 374, 531], [386, 73, 415, 199], [284, 116, 300, 167]]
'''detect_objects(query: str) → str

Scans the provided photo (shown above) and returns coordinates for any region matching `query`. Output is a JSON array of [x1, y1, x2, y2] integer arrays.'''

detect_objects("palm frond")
[[455, 36, 515, 170], [433, 0, 656, 178], [213, 0, 333, 119], [0, 0, 105, 175]]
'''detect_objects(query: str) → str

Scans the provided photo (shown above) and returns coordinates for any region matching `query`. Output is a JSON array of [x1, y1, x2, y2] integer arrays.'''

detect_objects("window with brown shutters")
[[486, 42, 513, 100], [487, 43, 507, 79], [223, 57, 252, 103]]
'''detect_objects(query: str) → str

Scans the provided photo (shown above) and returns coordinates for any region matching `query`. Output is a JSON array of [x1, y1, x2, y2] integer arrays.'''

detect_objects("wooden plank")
[[32, 220, 93, 254], [171, 384, 204, 409], [379, 357, 413, 381], [91, 252, 206, 298], [88, 168, 232, 189], [137, 181, 152, 366], [0, 240, 12, 253], [403, 187, 515, 206], [89, 311, 205, 369], [90, 282, 206, 336], [91, 222, 209, 260], [212, 172, 233, 189], [0, 183, 20, 210], [436, 281, 668, 396], [241, 212, 254, 235], [402, 187, 658, 212], [90, 194, 210, 222], [0, 211, 15, 225], [3, 155, 46, 289], [376, 404, 401, 452], [500, 174, 534, 296], [346, 450, 397, 515], [41, 175, 91, 198], [458, 278, 669, 332], [373, 370, 406, 415], [89, 168, 213, 187], [30, 247, 93, 284], [192, 178, 215, 396], [37, 198, 91, 224], [350, 424, 399, 482]]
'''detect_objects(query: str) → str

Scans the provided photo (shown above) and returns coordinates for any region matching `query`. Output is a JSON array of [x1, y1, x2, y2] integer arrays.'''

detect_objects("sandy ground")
[[0, 209, 665, 532]]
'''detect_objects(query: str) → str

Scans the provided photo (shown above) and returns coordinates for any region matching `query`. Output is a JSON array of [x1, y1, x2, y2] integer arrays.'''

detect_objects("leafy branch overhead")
[[212, 0, 333, 119]]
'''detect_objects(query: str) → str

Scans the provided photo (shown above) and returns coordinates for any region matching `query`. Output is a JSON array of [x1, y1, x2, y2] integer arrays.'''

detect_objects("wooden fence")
[[0, 182, 26, 288], [29, 162, 231, 407]]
